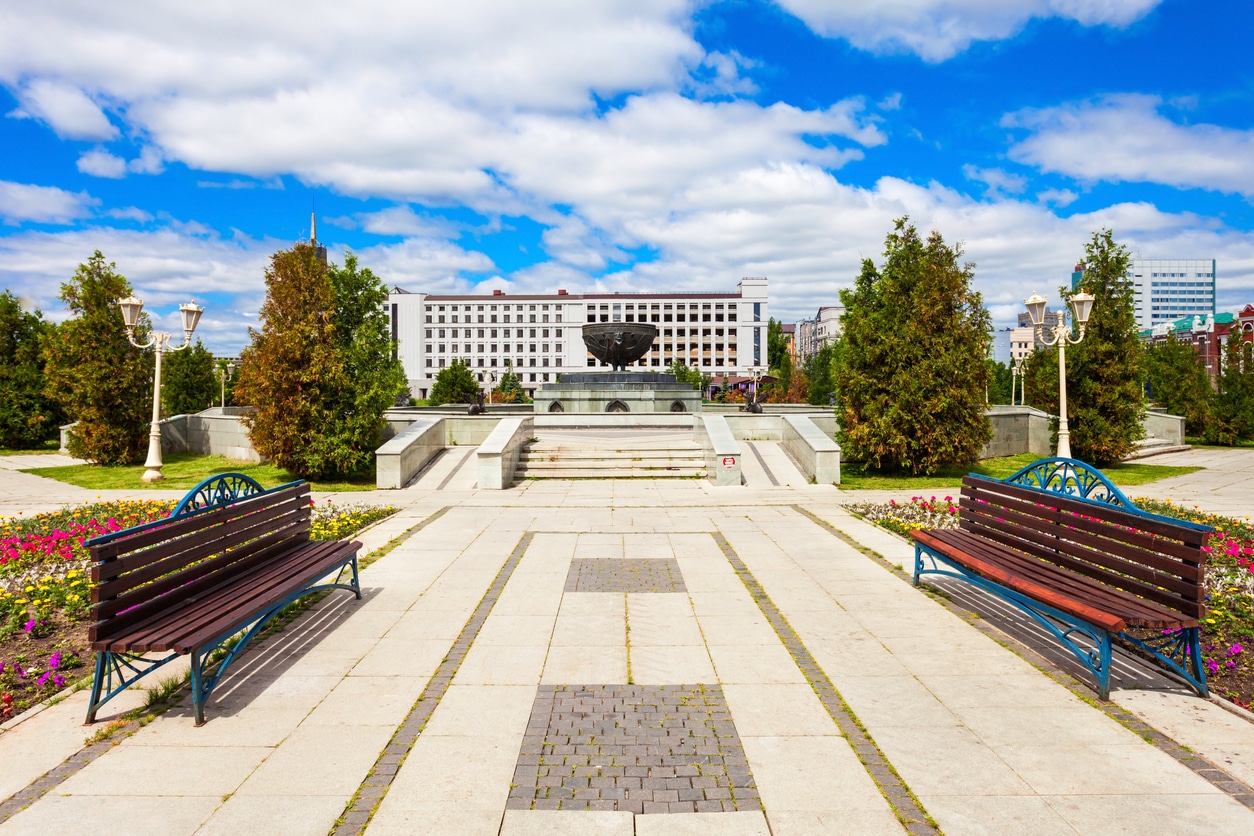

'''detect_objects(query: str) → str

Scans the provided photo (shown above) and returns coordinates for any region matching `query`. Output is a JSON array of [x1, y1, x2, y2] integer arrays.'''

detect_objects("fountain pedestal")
[[534, 372, 702, 414]]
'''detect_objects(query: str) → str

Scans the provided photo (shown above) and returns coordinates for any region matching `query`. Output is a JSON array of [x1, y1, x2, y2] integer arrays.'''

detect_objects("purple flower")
[[22, 618, 36, 634], [1206, 659, 1220, 675], [53, 674, 66, 688], [1230, 644, 1245, 656], [48, 651, 62, 670], [36, 672, 51, 687]]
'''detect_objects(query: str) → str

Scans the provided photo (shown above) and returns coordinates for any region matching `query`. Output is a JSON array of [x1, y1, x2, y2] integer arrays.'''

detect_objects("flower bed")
[[844, 495, 1254, 709], [0, 498, 397, 721]]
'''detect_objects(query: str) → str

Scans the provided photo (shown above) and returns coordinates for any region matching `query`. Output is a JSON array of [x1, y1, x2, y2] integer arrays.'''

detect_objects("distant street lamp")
[[118, 296, 204, 482], [215, 361, 235, 409], [1024, 289, 1095, 459], [1012, 354, 1027, 405]]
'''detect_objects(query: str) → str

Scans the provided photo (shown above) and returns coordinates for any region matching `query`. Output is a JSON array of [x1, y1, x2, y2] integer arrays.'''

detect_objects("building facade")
[[386, 278, 769, 398], [795, 305, 844, 362], [1073, 258, 1216, 330]]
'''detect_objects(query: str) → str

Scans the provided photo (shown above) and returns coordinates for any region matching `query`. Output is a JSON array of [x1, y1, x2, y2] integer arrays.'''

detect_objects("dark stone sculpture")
[[742, 386, 763, 414], [581, 323, 658, 372], [466, 390, 486, 415]]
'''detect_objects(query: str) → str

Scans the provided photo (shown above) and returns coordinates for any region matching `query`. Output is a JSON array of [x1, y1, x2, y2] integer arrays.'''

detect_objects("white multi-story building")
[[795, 305, 844, 362], [1072, 258, 1216, 330], [386, 278, 769, 398]]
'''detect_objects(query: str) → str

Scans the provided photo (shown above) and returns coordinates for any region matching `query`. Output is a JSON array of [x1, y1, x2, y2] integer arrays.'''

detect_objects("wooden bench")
[[84, 474, 362, 725], [910, 458, 1212, 699]]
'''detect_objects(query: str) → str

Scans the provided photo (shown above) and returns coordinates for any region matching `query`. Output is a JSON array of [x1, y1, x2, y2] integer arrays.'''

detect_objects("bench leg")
[[84, 649, 181, 724], [1187, 627, 1209, 698], [1097, 631, 1112, 700], [912, 544, 922, 586], [190, 648, 207, 726]]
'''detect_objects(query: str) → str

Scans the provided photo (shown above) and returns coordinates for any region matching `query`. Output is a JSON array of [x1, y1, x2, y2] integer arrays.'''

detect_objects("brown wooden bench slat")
[[104, 541, 358, 654], [88, 520, 311, 637], [91, 489, 310, 586], [91, 483, 311, 563], [956, 503, 1202, 618], [959, 480, 1205, 568], [913, 530, 1129, 632], [921, 529, 1196, 629], [102, 540, 341, 653], [957, 497, 1204, 604], [960, 476, 1208, 547]]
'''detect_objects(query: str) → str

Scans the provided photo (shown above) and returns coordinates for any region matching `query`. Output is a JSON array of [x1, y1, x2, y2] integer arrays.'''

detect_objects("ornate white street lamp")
[[118, 296, 204, 482], [1024, 289, 1095, 459], [215, 361, 235, 409]]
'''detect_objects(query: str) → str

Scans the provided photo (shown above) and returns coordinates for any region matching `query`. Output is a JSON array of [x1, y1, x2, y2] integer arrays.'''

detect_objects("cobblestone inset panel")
[[508, 683, 760, 814], [564, 558, 686, 593]]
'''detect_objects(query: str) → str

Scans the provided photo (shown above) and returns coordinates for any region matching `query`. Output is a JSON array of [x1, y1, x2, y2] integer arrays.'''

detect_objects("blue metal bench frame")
[[84, 474, 362, 724], [913, 457, 1212, 700]]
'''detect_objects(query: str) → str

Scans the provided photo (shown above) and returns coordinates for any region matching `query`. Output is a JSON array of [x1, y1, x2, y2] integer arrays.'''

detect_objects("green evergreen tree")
[[1064, 230, 1145, 465], [1205, 333, 1254, 445], [1145, 333, 1212, 435], [428, 359, 480, 406], [42, 252, 153, 464], [766, 318, 788, 372], [495, 364, 526, 403], [235, 244, 405, 479], [0, 291, 63, 448], [162, 340, 217, 416], [835, 218, 992, 474]]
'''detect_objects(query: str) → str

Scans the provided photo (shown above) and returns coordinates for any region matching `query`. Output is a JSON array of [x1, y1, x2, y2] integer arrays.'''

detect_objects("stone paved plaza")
[[2, 449, 1254, 835]]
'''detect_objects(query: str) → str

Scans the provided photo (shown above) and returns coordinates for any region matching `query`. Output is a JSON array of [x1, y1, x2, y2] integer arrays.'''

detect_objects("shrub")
[[0, 292, 63, 448], [428, 359, 481, 406]]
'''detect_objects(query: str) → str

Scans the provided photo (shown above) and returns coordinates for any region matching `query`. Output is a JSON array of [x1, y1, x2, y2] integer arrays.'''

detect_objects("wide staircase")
[[516, 429, 706, 480]]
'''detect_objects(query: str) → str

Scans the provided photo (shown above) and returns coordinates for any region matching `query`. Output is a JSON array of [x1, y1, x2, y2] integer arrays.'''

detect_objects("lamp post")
[[1023, 289, 1095, 459], [215, 361, 235, 409], [1012, 354, 1027, 405], [118, 296, 204, 482]]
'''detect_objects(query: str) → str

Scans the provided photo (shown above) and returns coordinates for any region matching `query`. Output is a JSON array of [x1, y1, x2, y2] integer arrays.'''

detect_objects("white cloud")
[[7, 78, 117, 140], [106, 206, 154, 222], [962, 164, 1028, 196], [1005, 94, 1254, 196], [76, 148, 127, 178], [774, 0, 1161, 61], [1037, 188, 1079, 207], [329, 205, 462, 239], [0, 180, 96, 225]]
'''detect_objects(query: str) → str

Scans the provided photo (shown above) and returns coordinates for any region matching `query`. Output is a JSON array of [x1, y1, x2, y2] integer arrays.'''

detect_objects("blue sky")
[[2, 0, 1252, 354]]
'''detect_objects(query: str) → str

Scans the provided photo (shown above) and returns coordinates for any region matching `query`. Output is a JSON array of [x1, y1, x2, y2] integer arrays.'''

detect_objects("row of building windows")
[[1152, 281, 1212, 287], [426, 328, 563, 339], [1151, 272, 1213, 278], [426, 313, 563, 324]]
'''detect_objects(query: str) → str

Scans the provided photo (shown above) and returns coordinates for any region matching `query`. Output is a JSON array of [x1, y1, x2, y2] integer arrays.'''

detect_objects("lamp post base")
[[141, 468, 165, 483]]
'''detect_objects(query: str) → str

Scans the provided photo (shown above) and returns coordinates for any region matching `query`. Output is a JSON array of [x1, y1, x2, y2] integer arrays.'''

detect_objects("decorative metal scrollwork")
[[1005, 457, 1135, 509], [170, 473, 265, 519]]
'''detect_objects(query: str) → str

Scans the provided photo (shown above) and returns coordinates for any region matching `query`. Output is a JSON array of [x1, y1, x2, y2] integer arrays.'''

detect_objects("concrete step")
[[520, 450, 704, 462], [1123, 438, 1191, 461], [517, 466, 707, 479]]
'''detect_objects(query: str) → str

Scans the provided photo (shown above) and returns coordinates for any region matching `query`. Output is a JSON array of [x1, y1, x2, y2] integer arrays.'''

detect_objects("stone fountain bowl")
[[582, 322, 658, 371]]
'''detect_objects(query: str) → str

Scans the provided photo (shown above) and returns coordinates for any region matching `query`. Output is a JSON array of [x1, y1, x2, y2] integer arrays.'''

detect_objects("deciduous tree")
[[428, 359, 481, 406], [42, 252, 152, 464], [835, 218, 992, 474], [1205, 333, 1254, 445], [1145, 333, 1211, 435], [0, 292, 63, 448]]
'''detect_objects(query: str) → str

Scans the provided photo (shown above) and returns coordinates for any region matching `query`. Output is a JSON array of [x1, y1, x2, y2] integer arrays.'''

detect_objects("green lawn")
[[838, 453, 1201, 490], [21, 453, 376, 492]]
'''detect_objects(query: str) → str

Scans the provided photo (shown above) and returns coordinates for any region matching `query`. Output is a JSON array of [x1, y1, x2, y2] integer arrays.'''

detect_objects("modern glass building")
[[1072, 258, 1216, 330]]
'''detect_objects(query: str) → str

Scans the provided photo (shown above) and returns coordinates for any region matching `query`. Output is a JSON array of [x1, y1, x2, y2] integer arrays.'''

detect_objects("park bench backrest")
[[87, 482, 312, 644], [957, 475, 1207, 619]]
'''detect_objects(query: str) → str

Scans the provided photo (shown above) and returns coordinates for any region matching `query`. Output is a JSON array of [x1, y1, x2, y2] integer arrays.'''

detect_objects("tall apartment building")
[[386, 278, 769, 398], [1072, 258, 1216, 330], [795, 306, 844, 362]]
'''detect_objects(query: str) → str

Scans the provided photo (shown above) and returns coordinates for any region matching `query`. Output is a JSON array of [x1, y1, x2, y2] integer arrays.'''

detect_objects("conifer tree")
[[162, 340, 217, 416], [42, 252, 152, 464], [1064, 230, 1145, 465], [235, 244, 405, 479], [1145, 332, 1211, 435], [0, 291, 63, 448], [835, 218, 992, 474]]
